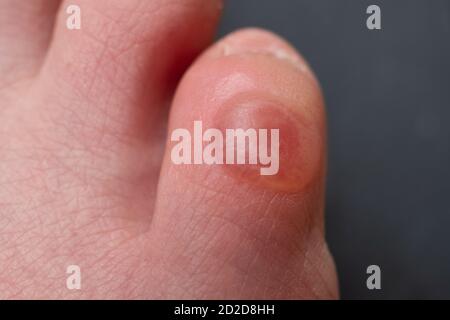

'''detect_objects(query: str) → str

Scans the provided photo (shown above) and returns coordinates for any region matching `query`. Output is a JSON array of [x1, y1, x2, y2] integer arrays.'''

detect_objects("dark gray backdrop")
[[218, 0, 450, 299]]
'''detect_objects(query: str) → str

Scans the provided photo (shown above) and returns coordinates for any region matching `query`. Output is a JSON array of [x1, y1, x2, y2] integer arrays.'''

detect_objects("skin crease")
[[0, 0, 338, 299]]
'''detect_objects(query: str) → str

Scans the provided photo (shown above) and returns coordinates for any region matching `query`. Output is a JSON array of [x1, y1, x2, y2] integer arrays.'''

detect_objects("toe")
[[38, 0, 222, 134], [151, 28, 338, 299], [16, 0, 222, 221], [0, 0, 60, 84]]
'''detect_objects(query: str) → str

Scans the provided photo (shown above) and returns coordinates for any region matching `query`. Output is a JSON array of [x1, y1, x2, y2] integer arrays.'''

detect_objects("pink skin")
[[0, 0, 338, 299]]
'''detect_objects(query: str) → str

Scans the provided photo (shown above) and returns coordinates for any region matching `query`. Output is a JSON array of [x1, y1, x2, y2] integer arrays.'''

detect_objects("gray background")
[[218, 0, 450, 299]]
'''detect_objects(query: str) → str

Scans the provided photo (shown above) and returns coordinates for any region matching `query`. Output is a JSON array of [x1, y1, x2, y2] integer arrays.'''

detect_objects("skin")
[[0, 0, 339, 299]]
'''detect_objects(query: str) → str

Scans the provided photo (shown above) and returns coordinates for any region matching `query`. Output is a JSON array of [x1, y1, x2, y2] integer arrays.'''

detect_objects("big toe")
[[151, 28, 338, 299]]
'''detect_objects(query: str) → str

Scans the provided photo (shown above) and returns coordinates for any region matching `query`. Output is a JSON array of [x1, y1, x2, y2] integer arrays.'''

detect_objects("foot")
[[0, 0, 338, 299]]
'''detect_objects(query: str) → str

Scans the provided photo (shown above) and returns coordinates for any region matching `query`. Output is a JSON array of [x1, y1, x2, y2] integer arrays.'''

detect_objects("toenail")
[[217, 30, 312, 74]]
